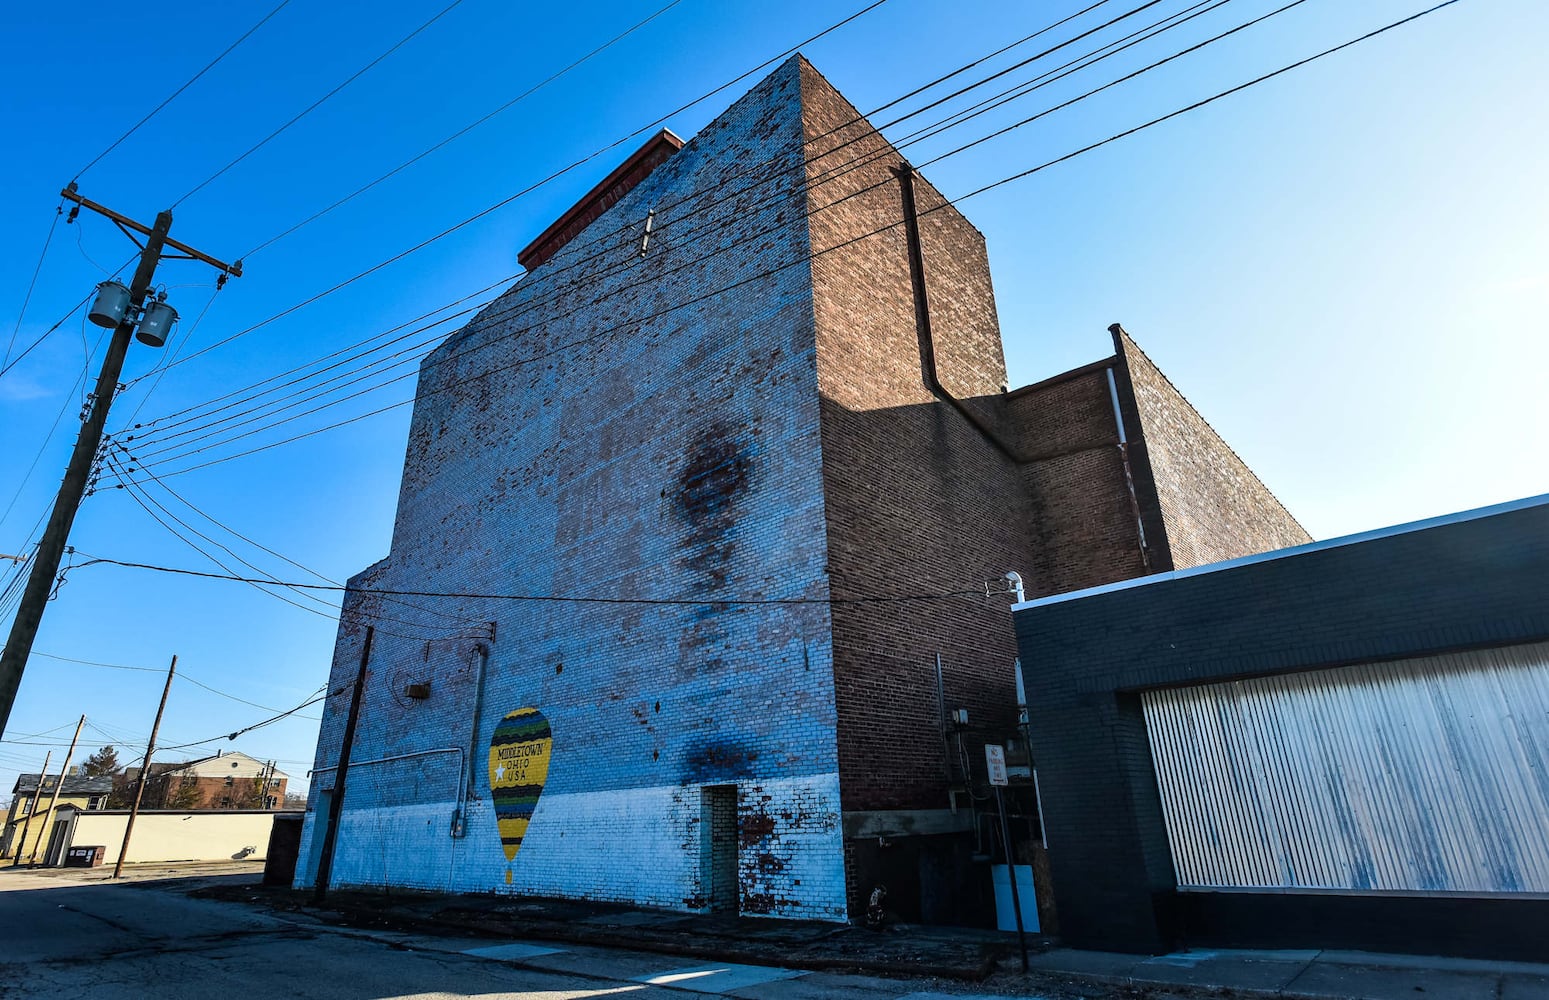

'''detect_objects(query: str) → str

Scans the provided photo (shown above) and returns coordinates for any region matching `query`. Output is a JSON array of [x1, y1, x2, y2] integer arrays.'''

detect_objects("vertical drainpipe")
[[1106, 366, 1152, 573], [896, 162, 1022, 461], [455, 641, 491, 840]]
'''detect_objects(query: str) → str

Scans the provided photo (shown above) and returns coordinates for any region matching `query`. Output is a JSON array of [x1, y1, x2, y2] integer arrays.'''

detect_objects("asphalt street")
[[0, 866, 1039, 1000]]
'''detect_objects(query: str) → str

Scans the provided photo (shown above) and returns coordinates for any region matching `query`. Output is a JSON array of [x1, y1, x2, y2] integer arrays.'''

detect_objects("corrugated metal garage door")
[[1142, 641, 1549, 894]]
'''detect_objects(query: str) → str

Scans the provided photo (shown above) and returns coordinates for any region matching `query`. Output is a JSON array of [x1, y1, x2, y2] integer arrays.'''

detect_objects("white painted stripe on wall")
[[299, 772, 847, 920]]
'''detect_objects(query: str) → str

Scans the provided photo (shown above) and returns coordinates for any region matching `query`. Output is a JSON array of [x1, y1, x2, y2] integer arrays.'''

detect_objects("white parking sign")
[[985, 744, 1008, 786]]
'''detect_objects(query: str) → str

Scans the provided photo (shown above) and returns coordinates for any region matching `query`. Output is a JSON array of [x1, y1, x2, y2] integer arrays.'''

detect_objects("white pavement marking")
[[632, 963, 802, 994], [897, 995, 1046, 1000], [462, 941, 569, 960]]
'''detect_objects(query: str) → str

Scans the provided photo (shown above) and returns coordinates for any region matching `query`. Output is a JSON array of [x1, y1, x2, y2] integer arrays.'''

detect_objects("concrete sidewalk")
[[1012, 946, 1549, 1000], [182, 876, 1549, 999]]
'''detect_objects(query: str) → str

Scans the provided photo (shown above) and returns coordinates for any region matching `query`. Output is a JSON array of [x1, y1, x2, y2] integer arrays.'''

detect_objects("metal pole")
[[27, 714, 85, 865], [10, 751, 49, 865], [313, 626, 372, 902], [0, 212, 171, 738], [995, 784, 1030, 972], [114, 655, 175, 878]]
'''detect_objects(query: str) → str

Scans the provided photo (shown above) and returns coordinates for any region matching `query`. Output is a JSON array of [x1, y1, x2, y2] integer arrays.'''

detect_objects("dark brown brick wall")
[[1115, 328, 1311, 567], [1006, 364, 1150, 595], [800, 56, 1034, 835]]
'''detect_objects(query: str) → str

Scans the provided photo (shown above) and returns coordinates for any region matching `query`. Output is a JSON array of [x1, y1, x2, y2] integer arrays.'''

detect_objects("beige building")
[[47, 805, 295, 866]]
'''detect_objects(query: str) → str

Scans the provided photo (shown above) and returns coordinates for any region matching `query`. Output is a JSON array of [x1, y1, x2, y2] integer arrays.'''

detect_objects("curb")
[[391, 907, 999, 981]]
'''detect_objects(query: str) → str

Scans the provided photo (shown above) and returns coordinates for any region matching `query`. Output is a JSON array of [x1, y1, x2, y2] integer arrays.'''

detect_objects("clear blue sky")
[[3, 0, 1545, 796]]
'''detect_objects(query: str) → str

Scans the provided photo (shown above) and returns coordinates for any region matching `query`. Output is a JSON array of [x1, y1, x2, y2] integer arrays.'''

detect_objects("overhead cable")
[[122, 0, 1208, 453], [73, 0, 295, 180], [240, 0, 689, 258], [3, 202, 66, 369], [151, 0, 895, 373], [120, 1, 1459, 481], [173, 0, 469, 208], [76, 554, 991, 607]]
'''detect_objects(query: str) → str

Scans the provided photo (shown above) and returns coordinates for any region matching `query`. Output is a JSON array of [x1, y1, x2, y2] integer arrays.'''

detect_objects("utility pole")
[[0, 188, 239, 739], [313, 626, 372, 902], [10, 751, 49, 865], [26, 713, 85, 865], [114, 655, 175, 878]]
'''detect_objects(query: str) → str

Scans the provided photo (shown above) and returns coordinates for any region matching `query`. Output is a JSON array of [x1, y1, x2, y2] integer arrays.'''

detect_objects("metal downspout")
[[1106, 365, 1152, 572], [895, 163, 1024, 462], [457, 641, 491, 839]]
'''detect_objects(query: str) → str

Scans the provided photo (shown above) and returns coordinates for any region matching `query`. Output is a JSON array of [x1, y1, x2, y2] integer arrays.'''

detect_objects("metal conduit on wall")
[[1141, 641, 1549, 895]]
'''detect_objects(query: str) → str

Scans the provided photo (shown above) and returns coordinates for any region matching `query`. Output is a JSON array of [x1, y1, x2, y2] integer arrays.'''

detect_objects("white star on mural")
[[494, 763, 506, 782]]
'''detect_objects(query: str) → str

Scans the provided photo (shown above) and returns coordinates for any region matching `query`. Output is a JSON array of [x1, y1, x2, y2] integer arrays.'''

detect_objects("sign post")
[[986, 743, 1029, 972]]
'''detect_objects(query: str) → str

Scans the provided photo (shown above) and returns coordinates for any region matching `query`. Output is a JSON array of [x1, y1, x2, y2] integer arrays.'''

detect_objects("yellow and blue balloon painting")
[[488, 707, 553, 884]]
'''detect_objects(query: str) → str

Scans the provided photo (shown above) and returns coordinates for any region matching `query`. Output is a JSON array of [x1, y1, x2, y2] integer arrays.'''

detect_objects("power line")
[[119, 271, 511, 421], [157, 690, 329, 753], [955, 0, 1464, 203], [910, 0, 1309, 175], [150, 0, 894, 375], [117, 0, 1098, 442], [121, 0, 1226, 455], [173, 0, 469, 208], [113, 1, 1454, 484], [177, 673, 305, 717], [0, 245, 137, 382], [241, 0, 689, 259], [32, 651, 160, 672], [0, 289, 97, 382], [103, 458, 485, 639], [104, 454, 348, 625], [73, 0, 294, 180], [74, 554, 991, 608], [102, 455, 466, 640], [3, 201, 66, 369], [118, 455, 488, 630], [27, 651, 313, 719], [118, 283, 226, 428], [2, 720, 78, 741], [120, 308, 474, 458]]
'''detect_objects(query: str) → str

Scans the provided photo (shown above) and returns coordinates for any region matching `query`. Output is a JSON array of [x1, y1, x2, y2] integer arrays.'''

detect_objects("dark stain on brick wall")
[[672, 422, 758, 672], [682, 740, 758, 783], [674, 423, 754, 589], [739, 808, 777, 847], [740, 892, 778, 914]]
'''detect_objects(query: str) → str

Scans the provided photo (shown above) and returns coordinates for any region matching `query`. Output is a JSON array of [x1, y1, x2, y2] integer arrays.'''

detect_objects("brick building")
[[125, 751, 288, 811], [296, 56, 1305, 924]]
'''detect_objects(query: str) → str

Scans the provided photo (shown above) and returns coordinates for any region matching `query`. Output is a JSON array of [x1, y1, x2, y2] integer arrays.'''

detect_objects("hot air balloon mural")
[[488, 707, 553, 884]]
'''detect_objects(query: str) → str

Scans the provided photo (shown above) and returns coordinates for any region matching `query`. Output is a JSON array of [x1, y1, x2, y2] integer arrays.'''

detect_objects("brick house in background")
[[123, 751, 288, 811], [296, 56, 1306, 925]]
